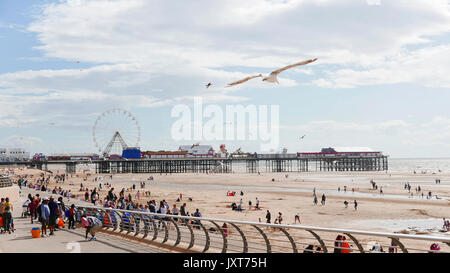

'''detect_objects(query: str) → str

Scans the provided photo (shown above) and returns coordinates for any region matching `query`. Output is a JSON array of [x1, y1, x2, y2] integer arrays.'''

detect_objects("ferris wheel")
[[92, 108, 141, 156]]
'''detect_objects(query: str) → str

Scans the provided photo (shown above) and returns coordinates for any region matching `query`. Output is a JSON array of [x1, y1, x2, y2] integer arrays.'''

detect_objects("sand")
[[3, 166, 450, 237]]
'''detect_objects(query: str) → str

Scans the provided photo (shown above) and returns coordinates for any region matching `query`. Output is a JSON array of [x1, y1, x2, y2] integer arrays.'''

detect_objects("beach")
[[4, 166, 450, 237]]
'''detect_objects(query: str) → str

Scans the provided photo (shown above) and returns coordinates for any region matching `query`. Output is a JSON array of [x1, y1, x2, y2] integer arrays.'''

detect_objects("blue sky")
[[1, 0, 450, 158]]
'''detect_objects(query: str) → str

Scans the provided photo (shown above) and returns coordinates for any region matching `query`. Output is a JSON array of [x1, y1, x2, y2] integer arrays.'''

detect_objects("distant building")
[[142, 151, 188, 159], [46, 153, 100, 161], [298, 147, 382, 158], [0, 148, 29, 162], [178, 145, 215, 157], [321, 147, 374, 153], [122, 148, 141, 159]]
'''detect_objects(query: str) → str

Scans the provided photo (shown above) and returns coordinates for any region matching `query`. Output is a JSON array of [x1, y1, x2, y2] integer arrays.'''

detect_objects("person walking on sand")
[[313, 195, 318, 205], [321, 194, 326, 205], [294, 213, 301, 224], [266, 210, 271, 224], [354, 200, 358, 210], [255, 198, 259, 210]]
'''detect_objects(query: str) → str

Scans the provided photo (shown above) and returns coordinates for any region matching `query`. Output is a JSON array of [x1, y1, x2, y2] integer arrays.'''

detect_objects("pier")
[[0, 153, 388, 174]]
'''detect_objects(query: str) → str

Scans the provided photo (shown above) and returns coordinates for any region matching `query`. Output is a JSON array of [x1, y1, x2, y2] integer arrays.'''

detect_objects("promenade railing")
[[0, 176, 13, 188], [74, 205, 450, 253]]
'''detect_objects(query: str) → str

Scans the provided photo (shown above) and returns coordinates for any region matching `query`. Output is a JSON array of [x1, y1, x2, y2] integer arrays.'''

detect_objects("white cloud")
[[314, 45, 450, 88], [1, 0, 450, 156], [281, 117, 450, 157]]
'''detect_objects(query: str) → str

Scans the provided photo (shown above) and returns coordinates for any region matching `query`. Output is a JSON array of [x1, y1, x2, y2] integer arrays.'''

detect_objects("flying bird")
[[225, 74, 262, 88], [262, 58, 318, 84], [206, 82, 212, 88], [191, 143, 200, 149], [299, 135, 306, 140]]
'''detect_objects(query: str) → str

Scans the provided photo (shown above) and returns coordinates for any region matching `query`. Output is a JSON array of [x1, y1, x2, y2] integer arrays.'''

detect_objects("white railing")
[[73, 205, 450, 253]]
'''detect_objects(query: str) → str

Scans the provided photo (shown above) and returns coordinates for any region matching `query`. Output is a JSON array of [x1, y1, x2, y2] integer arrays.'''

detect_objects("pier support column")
[[65, 163, 76, 174]]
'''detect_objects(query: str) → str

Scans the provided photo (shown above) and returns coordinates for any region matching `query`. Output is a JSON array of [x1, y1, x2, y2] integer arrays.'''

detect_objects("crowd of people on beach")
[[2, 167, 448, 253], [403, 182, 438, 199], [24, 193, 67, 237]]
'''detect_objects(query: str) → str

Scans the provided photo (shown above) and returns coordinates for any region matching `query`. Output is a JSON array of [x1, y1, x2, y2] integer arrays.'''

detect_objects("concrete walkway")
[[0, 187, 170, 253]]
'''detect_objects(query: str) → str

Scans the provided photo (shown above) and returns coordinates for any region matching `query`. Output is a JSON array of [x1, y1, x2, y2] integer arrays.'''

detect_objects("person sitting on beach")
[[334, 235, 343, 253], [193, 209, 202, 229], [303, 244, 314, 253], [222, 223, 228, 237], [344, 201, 348, 208], [277, 212, 283, 225], [429, 243, 440, 253], [231, 202, 237, 211]]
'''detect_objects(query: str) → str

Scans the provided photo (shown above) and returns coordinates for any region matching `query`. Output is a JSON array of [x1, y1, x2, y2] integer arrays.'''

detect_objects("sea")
[[231, 158, 450, 173]]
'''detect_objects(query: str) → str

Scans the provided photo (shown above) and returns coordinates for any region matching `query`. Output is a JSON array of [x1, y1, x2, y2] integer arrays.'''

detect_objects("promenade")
[[0, 187, 170, 253]]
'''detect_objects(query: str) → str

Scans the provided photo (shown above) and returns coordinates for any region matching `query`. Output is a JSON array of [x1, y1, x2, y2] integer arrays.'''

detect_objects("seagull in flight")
[[225, 74, 262, 88], [262, 58, 317, 84], [191, 143, 200, 149], [206, 82, 212, 88], [299, 135, 306, 140]]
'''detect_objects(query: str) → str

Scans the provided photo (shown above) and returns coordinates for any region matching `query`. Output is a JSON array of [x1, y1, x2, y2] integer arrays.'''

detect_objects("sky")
[[1, 0, 450, 158]]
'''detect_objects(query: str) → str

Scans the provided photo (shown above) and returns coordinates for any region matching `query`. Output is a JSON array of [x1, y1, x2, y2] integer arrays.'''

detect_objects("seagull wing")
[[226, 74, 262, 87], [270, 58, 318, 75]]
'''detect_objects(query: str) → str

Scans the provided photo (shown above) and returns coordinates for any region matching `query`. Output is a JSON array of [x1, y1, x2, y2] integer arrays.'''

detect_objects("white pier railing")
[[74, 205, 450, 253]]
